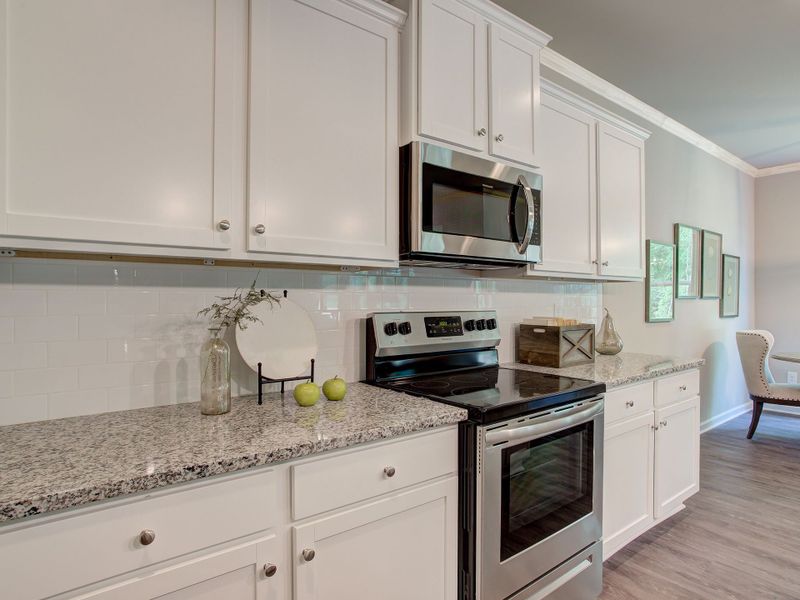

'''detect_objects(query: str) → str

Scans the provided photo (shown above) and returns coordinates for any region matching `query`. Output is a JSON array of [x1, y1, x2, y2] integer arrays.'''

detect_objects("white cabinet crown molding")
[[454, 0, 552, 48], [540, 78, 650, 142], [337, 0, 408, 26]]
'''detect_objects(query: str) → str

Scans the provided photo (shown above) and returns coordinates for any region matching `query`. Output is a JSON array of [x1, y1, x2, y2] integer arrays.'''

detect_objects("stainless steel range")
[[365, 310, 605, 600]]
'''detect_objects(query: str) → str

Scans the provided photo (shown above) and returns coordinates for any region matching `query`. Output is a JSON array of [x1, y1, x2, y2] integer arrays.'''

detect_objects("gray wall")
[[754, 171, 800, 399], [545, 68, 756, 426]]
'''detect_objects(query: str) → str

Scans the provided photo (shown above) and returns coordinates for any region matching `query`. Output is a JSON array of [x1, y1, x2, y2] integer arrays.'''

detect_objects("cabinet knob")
[[138, 529, 156, 546], [263, 563, 278, 577], [254, 223, 266, 235], [218, 219, 231, 231], [625, 400, 635, 408], [384, 466, 396, 478], [601, 261, 609, 267], [495, 133, 504, 142], [652, 424, 659, 431], [679, 385, 687, 391], [477, 127, 487, 137], [302, 548, 316, 562], [592, 260, 598, 265], [660, 420, 668, 428]]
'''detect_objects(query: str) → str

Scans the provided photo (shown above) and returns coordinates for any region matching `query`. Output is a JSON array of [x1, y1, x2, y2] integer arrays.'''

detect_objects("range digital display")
[[424, 316, 463, 338]]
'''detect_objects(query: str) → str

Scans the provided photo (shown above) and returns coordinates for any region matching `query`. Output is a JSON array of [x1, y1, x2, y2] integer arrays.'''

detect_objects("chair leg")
[[747, 401, 764, 439]]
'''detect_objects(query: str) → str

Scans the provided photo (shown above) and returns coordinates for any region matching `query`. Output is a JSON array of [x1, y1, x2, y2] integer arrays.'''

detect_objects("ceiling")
[[494, 0, 800, 169]]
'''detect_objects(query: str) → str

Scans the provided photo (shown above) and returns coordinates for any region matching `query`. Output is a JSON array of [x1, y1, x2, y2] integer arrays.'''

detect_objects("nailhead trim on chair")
[[738, 330, 800, 402]]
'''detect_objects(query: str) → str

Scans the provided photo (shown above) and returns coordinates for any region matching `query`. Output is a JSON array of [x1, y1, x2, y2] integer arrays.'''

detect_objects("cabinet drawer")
[[0, 470, 276, 600], [655, 370, 700, 407], [292, 427, 458, 520], [604, 381, 654, 424]]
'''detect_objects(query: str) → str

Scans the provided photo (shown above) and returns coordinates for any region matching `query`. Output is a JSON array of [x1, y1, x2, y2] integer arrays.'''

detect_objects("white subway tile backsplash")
[[0, 259, 602, 425], [14, 316, 78, 342]]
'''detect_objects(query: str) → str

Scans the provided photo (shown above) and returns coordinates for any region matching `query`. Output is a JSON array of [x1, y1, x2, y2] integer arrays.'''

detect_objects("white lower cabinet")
[[293, 478, 458, 600], [77, 535, 279, 600], [602, 372, 700, 559]]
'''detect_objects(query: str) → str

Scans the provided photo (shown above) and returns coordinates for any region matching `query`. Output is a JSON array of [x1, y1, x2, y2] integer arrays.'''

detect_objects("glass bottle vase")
[[200, 330, 231, 415], [596, 308, 624, 355]]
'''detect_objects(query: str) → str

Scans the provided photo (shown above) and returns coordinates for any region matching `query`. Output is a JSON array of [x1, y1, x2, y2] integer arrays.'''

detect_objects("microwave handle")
[[513, 175, 536, 255], [484, 399, 603, 447]]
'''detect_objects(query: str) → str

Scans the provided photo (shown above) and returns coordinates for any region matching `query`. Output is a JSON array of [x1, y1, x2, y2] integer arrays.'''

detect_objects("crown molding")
[[540, 48, 759, 178], [342, 0, 407, 26], [755, 161, 800, 178], [458, 0, 552, 47]]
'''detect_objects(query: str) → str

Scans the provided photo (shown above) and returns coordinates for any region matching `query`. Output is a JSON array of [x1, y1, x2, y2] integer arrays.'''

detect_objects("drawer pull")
[[302, 548, 316, 562], [625, 400, 635, 408], [263, 563, 278, 577], [679, 385, 688, 391], [138, 529, 156, 546], [660, 420, 668, 428], [384, 466, 396, 478]]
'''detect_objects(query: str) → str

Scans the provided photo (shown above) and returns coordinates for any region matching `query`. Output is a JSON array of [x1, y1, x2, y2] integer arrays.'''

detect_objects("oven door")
[[407, 142, 541, 264], [478, 398, 603, 600]]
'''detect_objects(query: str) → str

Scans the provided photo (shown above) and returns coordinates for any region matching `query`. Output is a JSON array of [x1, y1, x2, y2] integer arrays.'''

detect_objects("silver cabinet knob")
[[218, 219, 231, 231], [302, 548, 316, 562], [138, 529, 156, 546], [384, 466, 396, 478], [652, 424, 659, 431], [263, 563, 278, 577], [592, 260, 598, 265], [601, 261, 609, 266], [477, 128, 487, 137], [254, 223, 266, 235], [495, 133, 504, 142], [679, 385, 687, 391], [660, 420, 668, 428], [625, 400, 635, 408]]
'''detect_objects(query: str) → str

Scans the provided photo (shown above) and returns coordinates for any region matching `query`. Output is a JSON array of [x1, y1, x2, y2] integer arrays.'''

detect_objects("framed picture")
[[674, 223, 701, 298], [720, 254, 740, 318], [701, 229, 723, 299], [646, 240, 675, 323]]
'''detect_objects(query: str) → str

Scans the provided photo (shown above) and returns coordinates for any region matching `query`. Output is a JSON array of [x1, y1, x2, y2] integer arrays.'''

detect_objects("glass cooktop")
[[383, 367, 605, 423]]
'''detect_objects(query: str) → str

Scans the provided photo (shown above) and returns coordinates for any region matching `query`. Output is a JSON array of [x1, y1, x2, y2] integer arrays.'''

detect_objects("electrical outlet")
[[788, 371, 798, 384]]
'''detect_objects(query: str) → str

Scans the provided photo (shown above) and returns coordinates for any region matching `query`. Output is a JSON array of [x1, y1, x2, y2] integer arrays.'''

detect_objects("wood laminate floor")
[[601, 411, 800, 600]]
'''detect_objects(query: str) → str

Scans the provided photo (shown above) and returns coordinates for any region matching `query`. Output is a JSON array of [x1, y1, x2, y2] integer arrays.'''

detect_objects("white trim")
[[457, 0, 552, 48], [541, 78, 650, 141], [540, 48, 760, 178], [763, 405, 800, 417], [699, 402, 751, 434], [340, 0, 408, 26], [755, 161, 800, 178]]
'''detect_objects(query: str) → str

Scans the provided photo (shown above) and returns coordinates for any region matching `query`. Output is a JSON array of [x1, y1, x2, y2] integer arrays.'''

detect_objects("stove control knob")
[[486, 318, 497, 330], [384, 322, 398, 336], [398, 321, 412, 335], [475, 319, 486, 331], [463, 319, 476, 332]]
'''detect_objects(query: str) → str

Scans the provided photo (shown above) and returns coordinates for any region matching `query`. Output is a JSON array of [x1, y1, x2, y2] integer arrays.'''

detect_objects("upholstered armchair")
[[736, 330, 800, 438]]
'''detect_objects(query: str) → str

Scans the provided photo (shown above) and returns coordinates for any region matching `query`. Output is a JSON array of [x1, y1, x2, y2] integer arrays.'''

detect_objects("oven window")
[[500, 422, 593, 561], [422, 163, 525, 242]]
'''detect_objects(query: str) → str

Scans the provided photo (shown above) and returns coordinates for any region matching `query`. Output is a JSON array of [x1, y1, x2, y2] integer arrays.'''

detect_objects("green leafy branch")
[[198, 276, 281, 336]]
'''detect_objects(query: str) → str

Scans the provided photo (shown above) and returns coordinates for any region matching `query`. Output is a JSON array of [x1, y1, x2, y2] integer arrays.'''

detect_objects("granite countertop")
[[507, 352, 705, 388], [0, 383, 466, 524]]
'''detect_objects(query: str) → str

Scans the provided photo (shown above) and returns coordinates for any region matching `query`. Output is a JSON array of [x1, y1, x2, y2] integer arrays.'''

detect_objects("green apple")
[[293, 381, 320, 407], [322, 376, 347, 401]]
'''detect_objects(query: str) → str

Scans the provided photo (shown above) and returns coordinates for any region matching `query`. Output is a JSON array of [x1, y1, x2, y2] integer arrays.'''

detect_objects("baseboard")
[[763, 405, 800, 417], [700, 402, 751, 434]]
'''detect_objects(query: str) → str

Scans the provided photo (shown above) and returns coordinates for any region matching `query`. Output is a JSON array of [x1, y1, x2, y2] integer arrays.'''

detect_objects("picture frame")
[[720, 254, 740, 318], [674, 223, 701, 299], [646, 240, 675, 323], [701, 229, 723, 299]]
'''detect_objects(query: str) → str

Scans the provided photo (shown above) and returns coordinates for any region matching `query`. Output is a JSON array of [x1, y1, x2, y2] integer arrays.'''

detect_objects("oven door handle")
[[511, 175, 536, 255], [484, 400, 603, 447]]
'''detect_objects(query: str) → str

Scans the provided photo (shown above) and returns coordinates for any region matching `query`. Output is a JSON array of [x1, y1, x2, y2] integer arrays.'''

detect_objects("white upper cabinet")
[[0, 0, 245, 250], [535, 91, 597, 274], [418, 0, 487, 152], [404, 0, 550, 168], [597, 121, 646, 279], [488, 23, 541, 166], [248, 0, 403, 263]]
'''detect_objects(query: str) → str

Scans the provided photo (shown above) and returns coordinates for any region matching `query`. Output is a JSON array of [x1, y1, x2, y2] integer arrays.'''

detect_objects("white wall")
[[754, 170, 800, 392], [544, 69, 757, 426], [0, 258, 601, 425]]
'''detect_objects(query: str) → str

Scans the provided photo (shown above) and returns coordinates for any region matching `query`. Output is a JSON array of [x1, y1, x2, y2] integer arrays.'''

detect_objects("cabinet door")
[[0, 0, 243, 249], [654, 396, 700, 518], [293, 477, 458, 600], [488, 23, 541, 167], [419, 0, 487, 152], [535, 93, 597, 274], [248, 0, 399, 262], [603, 411, 655, 559], [79, 535, 280, 600], [597, 122, 645, 279]]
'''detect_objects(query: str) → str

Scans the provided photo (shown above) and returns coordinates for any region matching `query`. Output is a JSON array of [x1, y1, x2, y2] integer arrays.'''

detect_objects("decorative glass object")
[[200, 329, 231, 415], [596, 308, 624, 355]]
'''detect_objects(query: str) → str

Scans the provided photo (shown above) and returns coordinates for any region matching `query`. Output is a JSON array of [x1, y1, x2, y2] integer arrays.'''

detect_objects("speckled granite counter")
[[0, 383, 466, 524], [507, 352, 705, 388]]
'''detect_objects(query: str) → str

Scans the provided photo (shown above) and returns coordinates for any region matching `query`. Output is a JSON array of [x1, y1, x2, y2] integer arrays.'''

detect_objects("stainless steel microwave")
[[399, 142, 541, 269]]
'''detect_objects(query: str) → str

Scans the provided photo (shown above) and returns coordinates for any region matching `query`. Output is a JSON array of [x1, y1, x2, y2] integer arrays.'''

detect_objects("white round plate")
[[235, 298, 318, 379]]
